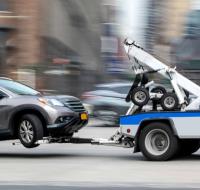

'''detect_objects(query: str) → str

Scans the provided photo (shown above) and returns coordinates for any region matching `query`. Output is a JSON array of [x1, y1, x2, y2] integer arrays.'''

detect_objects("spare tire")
[[160, 92, 179, 111], [130, 87, 150, 106]]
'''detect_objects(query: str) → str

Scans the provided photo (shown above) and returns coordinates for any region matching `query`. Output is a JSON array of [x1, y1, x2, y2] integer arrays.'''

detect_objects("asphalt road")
[[0, 185, 198, 190], [0, 121, 200, 189]]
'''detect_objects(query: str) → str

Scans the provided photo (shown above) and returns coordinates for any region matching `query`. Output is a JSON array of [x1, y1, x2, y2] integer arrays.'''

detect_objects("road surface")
[[0, 121, 199, 189]]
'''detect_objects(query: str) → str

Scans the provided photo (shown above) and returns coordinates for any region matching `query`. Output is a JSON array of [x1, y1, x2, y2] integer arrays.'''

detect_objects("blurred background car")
[[82, 82, 131, 126]]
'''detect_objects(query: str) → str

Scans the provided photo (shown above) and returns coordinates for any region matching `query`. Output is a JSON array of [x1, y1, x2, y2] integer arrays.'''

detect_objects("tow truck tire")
[[139, 122, 179, 161], [160, 92, 178, 111], [131, 87, 149, 106], [178, 139, 200, 156], [18, 114, 44, 148]]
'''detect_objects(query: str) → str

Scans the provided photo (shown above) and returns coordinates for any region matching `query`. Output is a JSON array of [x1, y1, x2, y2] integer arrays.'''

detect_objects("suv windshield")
[[0, 80, 40, 95]]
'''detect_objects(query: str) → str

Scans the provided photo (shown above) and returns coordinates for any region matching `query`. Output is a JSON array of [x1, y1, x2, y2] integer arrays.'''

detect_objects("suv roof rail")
[[0, 77, 13, 81]]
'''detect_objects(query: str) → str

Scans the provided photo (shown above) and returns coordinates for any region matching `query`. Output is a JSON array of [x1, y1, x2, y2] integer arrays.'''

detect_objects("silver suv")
[[0, 78, 88, 148]]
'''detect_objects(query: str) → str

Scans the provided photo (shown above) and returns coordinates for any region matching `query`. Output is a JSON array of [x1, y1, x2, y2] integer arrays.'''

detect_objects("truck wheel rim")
[[19, 120, 34, 143], [145, 129, 170, 156], [134, 91, 146, 103], [164, 97, 175, 108]]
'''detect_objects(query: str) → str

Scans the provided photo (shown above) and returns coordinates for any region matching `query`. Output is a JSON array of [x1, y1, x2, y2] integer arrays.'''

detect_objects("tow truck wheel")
[[139, 122, 179, 161], [160, 92, 178, 111], [131, 87, 149, 106], [18, 114, 44, 148]]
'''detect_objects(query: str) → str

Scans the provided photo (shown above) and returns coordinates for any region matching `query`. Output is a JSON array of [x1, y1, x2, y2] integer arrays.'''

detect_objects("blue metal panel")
[[120, 111, 200, 125]]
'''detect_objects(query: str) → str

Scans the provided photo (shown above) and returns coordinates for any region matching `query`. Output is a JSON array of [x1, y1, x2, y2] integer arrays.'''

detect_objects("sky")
[[119, 0, 149, 45]]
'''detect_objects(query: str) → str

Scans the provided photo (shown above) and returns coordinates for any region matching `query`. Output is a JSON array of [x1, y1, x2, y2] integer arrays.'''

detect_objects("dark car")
[[0, 78, 88, 148], [82, 82, 131, 126]]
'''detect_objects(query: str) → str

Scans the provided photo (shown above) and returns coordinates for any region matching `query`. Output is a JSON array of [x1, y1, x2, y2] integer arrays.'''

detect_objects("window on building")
[[0, 0, 9, 11]]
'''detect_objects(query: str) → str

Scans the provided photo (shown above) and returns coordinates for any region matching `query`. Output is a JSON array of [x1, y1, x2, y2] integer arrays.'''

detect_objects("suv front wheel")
[[18, 114, 44, 148]]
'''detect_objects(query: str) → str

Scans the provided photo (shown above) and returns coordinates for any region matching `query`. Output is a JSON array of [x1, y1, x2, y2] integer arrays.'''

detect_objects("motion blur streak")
[[0, 0, 200, 189], [0, 0, 198, 126], [0, 0, 199, 96]]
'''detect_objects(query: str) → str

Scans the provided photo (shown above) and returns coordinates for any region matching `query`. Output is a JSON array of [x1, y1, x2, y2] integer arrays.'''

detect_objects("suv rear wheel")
[[18, 114, 44, 148]]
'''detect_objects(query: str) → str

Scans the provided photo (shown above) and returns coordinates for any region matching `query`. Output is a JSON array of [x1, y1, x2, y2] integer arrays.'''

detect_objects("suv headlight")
[[38, 98, 64, 107], [48, 99, 64, 106]]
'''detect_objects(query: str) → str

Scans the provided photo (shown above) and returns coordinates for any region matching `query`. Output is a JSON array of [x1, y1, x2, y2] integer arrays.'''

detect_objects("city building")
[[0, 0, 103, 95]]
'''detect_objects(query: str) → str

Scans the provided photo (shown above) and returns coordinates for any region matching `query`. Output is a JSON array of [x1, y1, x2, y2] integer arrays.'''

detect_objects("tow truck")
[[14, 39, 200, 161]]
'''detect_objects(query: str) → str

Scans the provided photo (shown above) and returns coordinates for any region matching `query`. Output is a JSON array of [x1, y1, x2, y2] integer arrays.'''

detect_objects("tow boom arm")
[[124, 39, 200, 110]]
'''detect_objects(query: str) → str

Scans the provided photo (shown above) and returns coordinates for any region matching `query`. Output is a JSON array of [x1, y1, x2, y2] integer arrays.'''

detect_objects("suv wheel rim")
[[19, 120, 34, 143], [145, 129, 170, 156]]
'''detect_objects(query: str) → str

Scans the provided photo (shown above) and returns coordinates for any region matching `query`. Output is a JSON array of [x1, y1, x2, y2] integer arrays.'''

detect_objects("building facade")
[[0, 0, 103, 95]]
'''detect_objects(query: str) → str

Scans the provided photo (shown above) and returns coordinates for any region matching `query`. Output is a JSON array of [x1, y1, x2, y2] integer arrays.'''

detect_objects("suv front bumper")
[[47, 112, 88, 136]]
